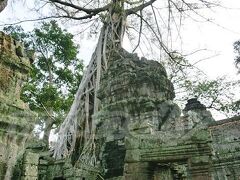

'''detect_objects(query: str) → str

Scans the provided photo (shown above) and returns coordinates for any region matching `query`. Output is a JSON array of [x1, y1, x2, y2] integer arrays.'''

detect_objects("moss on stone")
[[11, 154, 24, 180]]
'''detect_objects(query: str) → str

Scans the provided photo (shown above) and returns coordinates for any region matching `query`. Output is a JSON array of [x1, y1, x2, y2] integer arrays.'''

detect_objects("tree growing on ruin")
[[165, 54, 240, 117], [4, 21, 83, 147], [35, 0, 222, 162]]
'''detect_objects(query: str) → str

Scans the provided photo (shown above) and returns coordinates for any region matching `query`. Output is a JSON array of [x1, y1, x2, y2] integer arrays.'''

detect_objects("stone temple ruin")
[[0, 32, 36, 179], [0, 31, 240, 180]]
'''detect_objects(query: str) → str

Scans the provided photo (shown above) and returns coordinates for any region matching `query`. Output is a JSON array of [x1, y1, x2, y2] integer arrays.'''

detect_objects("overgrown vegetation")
[[4, 21, 84, 147], [165, 54, 240, 117], [2, 0, 239, 161]]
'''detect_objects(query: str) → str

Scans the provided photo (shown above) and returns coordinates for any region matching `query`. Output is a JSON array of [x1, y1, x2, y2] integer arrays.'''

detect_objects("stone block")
[[38, 169, 47, 175], [125, 137, 140, 150], [105, 176, 123, 180], [124, 173, 149, 180], [39, 159, 48, 165], [23, 164, 38, 176], [125, 150, 140, 162], [23, 152, 39, 165], [47, 163, 64, 177], [66, 178, 77, 180], [191, 156, 210, 165], [124, 162, 149, 174], [21, 176, 38, 180], [64, 168, 74, 177]]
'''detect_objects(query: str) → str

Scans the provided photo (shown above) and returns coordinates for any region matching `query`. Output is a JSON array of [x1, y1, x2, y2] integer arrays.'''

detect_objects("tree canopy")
[[4, 20, 84, 146], [43, 0, 227, 161], [30, 0, 220, 59]]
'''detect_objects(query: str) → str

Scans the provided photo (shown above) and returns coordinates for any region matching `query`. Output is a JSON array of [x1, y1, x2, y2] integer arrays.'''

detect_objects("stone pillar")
[[95, 49, 179, 179], [182, 98, 214, 129], [189, 156, 212, 180], [124, 162, 151, 180], [21, 151, 39, 180], [0, 32, 36, 180]]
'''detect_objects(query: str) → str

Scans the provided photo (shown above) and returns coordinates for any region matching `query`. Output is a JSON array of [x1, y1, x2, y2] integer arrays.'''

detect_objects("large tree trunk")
[[53, 1, 126, 161], [0, 0, 7, 12], [43, 64, 54, 148], [43, 110, 54, 148]]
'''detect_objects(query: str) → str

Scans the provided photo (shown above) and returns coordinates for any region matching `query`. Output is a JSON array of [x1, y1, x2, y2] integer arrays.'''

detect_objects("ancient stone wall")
[[124, 102, 240, 180], [0, 31, 36, 180], [1, 35, 240, 180], [123, 107, 212, 179], [95, 49, 180, 179], [209, 116, 240, 179], [88, 49, 240, 180], [93, 48, 240, 180]]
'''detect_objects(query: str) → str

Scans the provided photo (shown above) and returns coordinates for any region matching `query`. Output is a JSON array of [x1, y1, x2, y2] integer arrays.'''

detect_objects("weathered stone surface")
[[21, 176, 38, 180], [184, 97, 206, 111], [95, 49, 181, 179], [124, 114, 240, 179], [1, 42, 240, 180], [0, 161, 7, 179], [209, 116, 240, 179], [175, 103, 214, 131], [0, 32, 36, 180], [23, 164, 38, 176], [23, 151, 39, 165], [0, 32, 32, 108]]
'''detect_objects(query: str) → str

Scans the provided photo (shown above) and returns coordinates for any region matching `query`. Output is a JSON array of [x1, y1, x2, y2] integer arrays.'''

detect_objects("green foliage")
[[184, 77, 240, 116], [3, 25, 30, 43], [4, 21, 83, 136], [165, 53, 240, 117], [233, 40, 240, 72]]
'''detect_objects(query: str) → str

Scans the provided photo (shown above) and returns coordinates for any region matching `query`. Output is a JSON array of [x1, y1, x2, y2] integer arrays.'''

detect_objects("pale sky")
[[1, 1, 240, 79], [180, 1, 240, 79]]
